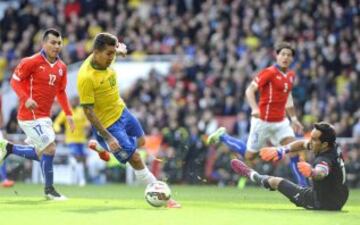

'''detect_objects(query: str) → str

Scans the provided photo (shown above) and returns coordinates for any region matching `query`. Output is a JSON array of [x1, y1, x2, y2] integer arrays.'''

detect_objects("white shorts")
[[246, 117, 295, 153], [18, 117, 55, 151]]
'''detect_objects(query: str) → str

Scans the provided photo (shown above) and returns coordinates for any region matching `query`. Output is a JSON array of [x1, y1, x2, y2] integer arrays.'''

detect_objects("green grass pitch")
[[1, 183, 359, 225]]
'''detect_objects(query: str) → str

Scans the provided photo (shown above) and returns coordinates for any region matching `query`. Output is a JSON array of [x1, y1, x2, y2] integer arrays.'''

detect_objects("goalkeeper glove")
[[297, 161, 313, 177], [260, 146, 290, 162]]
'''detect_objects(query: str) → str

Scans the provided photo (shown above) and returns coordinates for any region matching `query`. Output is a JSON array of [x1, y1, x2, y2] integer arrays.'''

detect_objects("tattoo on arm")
[[303, 140, 311, 150], [82, 105, 111, 140], [288, 140, 308, 153]]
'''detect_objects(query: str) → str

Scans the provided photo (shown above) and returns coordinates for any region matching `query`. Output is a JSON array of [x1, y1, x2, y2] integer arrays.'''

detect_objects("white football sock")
[[249, 171, 257, 182], [134, 167, 157, 185], [75, 162, 86, 186], [69, 157, 78, 184]]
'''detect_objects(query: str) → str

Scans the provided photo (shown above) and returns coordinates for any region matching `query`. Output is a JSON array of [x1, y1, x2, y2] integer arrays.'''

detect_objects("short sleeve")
[[254, 69, 272, 88], [313, 155, 333, 168], [77, 75, 95, 105]]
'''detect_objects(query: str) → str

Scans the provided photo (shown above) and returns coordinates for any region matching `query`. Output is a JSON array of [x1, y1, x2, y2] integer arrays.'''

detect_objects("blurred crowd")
[[0, 0, 360, 187]]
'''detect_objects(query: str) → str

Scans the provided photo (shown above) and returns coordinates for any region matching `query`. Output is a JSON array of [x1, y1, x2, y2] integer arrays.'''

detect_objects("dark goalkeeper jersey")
[[312, 146, 349, 210]]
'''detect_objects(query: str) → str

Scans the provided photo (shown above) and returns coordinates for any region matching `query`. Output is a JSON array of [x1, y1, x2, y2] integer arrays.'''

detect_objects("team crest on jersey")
[[59, 68, 63, 76], [289, 77, 293, 83], [276, 76, 282, 80]]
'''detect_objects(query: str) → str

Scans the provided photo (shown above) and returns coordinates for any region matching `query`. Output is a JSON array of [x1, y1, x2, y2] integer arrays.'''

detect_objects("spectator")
[[0, 0, 359, 184]]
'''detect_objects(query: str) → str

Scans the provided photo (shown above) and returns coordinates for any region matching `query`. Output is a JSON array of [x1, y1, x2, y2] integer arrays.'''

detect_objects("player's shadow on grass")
[[2, 199, 48, 205], [239, 207, 348, 214], [64, 206, 137, 214], [64, 207, 168, 213]]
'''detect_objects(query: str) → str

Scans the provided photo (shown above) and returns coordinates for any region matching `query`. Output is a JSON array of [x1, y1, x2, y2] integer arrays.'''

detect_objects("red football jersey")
[[254, 65, 295, 122], [11, 52, 72, 120]]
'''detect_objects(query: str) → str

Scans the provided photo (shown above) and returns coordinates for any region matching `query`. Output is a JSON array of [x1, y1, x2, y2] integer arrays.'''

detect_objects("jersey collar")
[[274, 64, 288, 76], [89, 55, 107, 71], [40, 49, 59, 67]]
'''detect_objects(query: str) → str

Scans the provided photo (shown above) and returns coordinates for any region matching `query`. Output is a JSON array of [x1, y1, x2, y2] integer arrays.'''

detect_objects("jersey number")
[[337, 147, 347, 184], [33, 124, 43, 136], [49, 74, 56, 86]]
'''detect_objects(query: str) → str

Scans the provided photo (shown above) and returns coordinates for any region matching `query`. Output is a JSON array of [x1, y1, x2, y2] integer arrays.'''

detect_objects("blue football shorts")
[[68, 143, 87, 157], [94, 108, 145, 163]]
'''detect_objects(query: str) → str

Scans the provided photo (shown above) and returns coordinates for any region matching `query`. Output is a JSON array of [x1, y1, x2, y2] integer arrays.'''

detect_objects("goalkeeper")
[[231, 122, 349, 211]]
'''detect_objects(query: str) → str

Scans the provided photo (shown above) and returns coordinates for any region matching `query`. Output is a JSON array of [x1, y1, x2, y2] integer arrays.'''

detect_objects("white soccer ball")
[[144, 181, 171, 207]]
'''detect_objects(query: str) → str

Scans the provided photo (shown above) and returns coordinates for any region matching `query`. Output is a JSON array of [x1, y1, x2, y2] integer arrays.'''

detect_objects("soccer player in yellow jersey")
[[77, 33, 180, 208], [54, 97, 90, 186]]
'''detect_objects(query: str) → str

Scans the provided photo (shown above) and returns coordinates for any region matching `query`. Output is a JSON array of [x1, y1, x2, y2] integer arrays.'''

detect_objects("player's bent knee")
[[137, 137, 145, 147], [131, 152, 142, 162], [42, 142, 56, 155], [129, 151, 145, 170], [268, 177, 283, 189]]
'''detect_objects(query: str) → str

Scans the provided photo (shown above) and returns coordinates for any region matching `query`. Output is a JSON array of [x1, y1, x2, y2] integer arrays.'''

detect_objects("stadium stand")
[[0, 0, 359, 186]]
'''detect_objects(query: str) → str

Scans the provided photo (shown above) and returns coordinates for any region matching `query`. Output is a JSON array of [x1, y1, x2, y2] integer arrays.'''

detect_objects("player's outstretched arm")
[[82, 105, 121, 152], [260, 140, 309, 162]]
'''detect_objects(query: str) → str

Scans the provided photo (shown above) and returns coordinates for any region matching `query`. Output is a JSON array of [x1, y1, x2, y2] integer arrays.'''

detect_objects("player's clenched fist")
[[106, 136, 121, 153], [116, 42, 127, 57], [25, 98, 38, 109]]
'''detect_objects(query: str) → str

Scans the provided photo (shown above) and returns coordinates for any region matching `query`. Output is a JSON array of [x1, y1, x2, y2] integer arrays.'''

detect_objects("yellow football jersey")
[[53, 106, 89, 144], [77, 55, 126, 128]]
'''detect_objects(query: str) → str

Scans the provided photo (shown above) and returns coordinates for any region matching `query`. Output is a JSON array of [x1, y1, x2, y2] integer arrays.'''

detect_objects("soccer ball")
[[144, 181, 171, 207]]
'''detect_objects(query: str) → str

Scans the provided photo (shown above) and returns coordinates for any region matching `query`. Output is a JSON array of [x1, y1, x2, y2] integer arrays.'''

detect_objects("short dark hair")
[[314, 122, 336, 147], [42, 28, 61, 41], [275, 42, 295, 56], [93, 33, 117, 51]]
